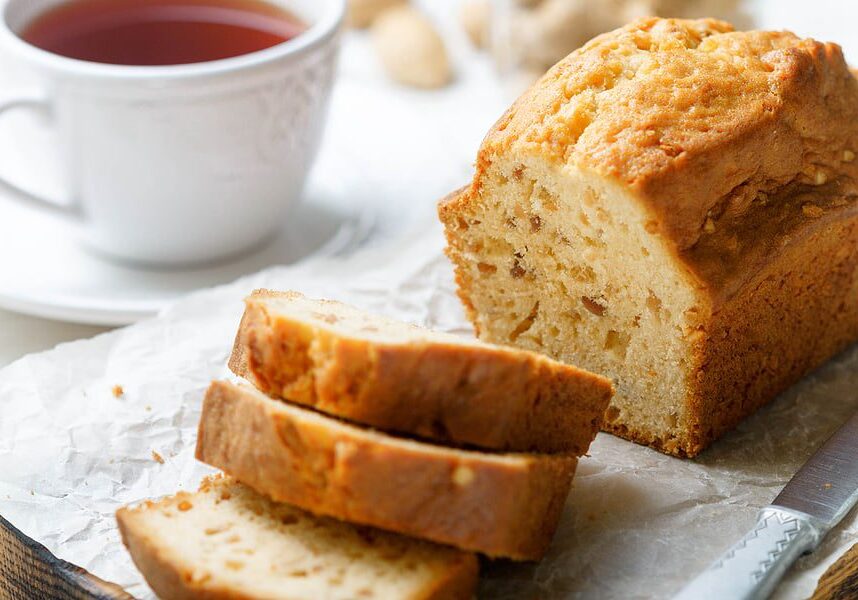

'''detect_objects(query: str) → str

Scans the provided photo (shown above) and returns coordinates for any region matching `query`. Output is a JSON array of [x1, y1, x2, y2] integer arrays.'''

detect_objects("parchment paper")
[[2, 2, 858, 598], [0, 222, 856, 599]]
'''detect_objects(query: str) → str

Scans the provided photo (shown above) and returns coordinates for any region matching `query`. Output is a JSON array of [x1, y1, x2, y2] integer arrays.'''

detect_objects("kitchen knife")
[[675, 411, 858, 600]]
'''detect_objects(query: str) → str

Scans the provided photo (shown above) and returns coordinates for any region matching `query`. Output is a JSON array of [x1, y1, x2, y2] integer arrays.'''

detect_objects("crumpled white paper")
[[0, 222, 856, 599], [3, 2, 858, 597]]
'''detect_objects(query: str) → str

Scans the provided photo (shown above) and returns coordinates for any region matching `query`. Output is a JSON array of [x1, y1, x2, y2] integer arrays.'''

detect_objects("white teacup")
[[0, 0, 344, 266]]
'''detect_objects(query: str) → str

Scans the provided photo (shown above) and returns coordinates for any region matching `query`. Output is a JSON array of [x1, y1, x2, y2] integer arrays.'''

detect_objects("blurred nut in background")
[[347, 0, 408, 29], [513, 0, 590, 71], [372, 6, 451, 89], [460, 0, 491, 48], [490, 0, 749, 83]]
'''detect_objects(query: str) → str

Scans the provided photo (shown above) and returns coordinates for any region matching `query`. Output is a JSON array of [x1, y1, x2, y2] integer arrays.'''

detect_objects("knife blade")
[[675, 411, 858, 600], [772, 412, 858, 528]]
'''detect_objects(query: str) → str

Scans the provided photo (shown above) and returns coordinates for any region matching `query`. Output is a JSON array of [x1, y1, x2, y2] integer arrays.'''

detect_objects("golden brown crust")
[[439, 189, 484, 340], [196, 381, 576, 560], [465, 17, 858, 304], [230, 289, 612, 455], [227, 307, 252, 379], [685, 212, 858, 456]]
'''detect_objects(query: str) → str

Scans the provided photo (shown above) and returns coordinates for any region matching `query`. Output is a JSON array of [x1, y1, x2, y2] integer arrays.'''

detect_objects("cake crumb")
[[152, 450, 165, 464], [145, 405, 152, 412], [802, 203, 824, 218], [111, 385, 124, 398], [452, 465, 475, 486]]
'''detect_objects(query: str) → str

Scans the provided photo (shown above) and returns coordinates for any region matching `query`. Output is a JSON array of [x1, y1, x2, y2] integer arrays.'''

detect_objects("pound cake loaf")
[[117, 475, 478, 600], [196, 380, 576, 560], [230, 289, 612, 454], [439, 17, 858, 457]]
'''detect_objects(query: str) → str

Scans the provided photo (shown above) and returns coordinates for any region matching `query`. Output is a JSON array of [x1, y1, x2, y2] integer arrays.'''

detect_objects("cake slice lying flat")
[[117, 476, 477, 600], [229, 289, 613, 455], [196, 380, 576, 560]]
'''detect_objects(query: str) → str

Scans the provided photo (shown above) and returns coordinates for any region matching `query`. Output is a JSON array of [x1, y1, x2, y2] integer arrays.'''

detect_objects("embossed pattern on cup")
[[0, 0, 344, 266]]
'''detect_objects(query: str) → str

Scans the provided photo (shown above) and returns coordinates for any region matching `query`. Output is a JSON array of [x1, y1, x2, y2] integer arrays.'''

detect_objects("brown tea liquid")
[[20, 0, 305, 66]]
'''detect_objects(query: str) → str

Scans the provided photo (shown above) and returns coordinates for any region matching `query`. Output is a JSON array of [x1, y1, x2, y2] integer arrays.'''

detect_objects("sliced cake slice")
[[196, 380, 576, 560], [117, 475, 478, 600], [229, 289, 613, 455]]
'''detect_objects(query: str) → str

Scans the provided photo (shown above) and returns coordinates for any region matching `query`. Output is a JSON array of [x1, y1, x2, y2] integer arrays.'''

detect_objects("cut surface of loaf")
[[196, 380, 576, 560], [229, 289, 612, 454], [439, 17, 858, 457], [117, 475, 478, 600]]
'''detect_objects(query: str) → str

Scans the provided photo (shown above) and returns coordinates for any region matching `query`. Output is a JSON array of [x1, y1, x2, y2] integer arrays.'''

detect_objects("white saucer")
[[0, 193, 371, 325]]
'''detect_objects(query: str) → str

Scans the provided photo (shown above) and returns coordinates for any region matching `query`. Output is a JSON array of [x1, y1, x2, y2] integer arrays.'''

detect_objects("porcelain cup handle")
[[0, 91, 81, 220]]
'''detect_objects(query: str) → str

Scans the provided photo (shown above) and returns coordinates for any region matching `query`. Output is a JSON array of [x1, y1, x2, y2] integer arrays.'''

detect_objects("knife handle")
[[673, 506, 825, 600]]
